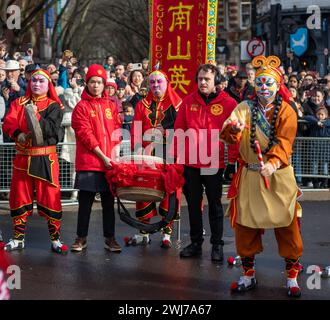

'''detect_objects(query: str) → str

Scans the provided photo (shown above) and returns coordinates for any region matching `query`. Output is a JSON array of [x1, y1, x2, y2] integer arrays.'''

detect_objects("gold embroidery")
[[211, 104, 223, 116], [105, 108, 113, 120]]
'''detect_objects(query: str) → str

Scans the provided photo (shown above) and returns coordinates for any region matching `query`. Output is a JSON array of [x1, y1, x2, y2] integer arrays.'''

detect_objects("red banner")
[[149, 0, 218, 98]]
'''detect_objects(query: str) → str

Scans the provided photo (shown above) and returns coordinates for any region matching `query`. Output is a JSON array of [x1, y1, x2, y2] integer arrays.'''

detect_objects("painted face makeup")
[[31, 74, 49, 96], [255, 75, 278, 101], [149, 73, 167, 98]]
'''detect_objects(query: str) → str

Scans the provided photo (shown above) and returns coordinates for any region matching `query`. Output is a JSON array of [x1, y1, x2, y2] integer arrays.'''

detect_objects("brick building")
[[216, 0, 252, 66]]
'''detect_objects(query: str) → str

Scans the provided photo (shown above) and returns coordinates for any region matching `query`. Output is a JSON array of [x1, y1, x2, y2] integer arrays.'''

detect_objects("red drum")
[[115, 155, 166, 202]]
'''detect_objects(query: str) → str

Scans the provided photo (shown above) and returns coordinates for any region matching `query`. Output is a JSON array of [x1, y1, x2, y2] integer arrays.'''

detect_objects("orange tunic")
[[220, 99, 301, 229]]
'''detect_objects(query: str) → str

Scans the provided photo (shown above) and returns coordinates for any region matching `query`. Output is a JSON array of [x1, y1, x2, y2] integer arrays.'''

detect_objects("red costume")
[[2, 69, 68, 254], [130, 70, 182, 245], [174, 90, 239, 168]]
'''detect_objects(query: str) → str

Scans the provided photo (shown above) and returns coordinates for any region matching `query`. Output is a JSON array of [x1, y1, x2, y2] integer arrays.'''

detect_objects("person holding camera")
[[128, 70, 145, 96], [0, 60, 26, 125], [302, 87, 328, 116], [129, 79, 148, 109], [58, 50, 77, 90], [0, 42, 9, 62]]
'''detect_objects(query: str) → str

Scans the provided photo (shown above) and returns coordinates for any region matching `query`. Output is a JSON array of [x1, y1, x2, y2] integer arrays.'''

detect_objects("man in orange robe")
[[220, 55, 303, 298]]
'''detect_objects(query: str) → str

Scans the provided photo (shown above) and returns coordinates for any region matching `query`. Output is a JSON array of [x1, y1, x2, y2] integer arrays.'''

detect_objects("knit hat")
[[106, 78, 117, 90], [25, 64, 40, 74], [86, 64, 107, 83], [235, 70, 248, 79], [116, 79, 127, 90], [227, 65, 238, 73]]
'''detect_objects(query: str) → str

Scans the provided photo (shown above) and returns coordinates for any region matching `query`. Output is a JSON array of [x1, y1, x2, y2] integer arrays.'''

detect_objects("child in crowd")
[[303, 107, 330, 188], [122, 101, 134, 140], [0, 42, 9, 61]]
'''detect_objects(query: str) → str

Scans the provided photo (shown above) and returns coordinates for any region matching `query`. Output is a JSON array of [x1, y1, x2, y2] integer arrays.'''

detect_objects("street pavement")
[[1, 199, 330, 301]]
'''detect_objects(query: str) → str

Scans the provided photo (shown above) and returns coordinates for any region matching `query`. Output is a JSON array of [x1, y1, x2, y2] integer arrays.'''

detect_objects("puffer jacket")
[[72, 89, 121, 172]]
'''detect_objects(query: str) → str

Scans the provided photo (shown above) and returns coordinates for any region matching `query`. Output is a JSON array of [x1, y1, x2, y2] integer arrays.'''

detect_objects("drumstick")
[[254, 140, 270, 190]]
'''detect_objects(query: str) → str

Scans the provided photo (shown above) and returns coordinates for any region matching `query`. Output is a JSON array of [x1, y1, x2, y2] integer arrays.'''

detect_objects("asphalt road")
[[1, 200, 330, 301]]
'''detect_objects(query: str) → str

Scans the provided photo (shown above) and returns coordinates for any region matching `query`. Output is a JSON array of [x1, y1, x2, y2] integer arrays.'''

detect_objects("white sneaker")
[[231, 275, 257, 293], [238, 275, 255, 287], [51, 239, 69, 254], [160, 233, 171, 248], [130, 233, 150, 246], [287, 278, 301, 297], [95, 193, 101, 202], [4, 239, 25, 252]]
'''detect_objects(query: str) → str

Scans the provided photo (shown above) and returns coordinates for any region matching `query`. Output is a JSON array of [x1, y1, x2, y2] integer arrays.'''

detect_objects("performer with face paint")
[[129, 69, 182, 248], [220, 55, 303, 297], [2, 68, 68, 254]]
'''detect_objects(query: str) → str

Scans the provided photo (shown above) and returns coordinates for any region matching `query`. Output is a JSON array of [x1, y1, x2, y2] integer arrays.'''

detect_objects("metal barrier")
[[292, 137, 330, 180], [0, 138, 329, 195]]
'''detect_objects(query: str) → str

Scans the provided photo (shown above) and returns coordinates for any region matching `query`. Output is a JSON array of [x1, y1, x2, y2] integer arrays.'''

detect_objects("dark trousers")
[[77, 191, 115, 238], [183, 166, 224, 246]]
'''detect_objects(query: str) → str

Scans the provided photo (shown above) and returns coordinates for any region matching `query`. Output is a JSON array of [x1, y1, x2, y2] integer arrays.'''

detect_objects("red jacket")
[[174, 90, 239, 168], [72, 89, 121, 172]]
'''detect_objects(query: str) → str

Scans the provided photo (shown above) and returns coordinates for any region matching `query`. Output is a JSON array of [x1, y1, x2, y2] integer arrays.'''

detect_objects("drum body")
[[116, 155, 165, 202]]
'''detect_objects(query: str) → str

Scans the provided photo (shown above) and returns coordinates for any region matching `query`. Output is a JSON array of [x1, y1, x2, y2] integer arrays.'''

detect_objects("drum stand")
[[175, 206, 182, 248], [116, 193, 178, 234]]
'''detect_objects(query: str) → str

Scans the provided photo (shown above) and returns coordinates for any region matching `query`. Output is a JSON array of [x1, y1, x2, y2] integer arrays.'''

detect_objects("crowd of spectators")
[[0, 39, 330, 193]]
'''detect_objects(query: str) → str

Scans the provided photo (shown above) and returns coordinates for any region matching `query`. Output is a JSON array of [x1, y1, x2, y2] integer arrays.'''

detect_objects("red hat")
[[106, 79, 117, 90], [86, 64, 107, 83], [227, 65, 238, 72]]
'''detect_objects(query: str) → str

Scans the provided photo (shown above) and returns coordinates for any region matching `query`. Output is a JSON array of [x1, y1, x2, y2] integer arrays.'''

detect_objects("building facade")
[[216, 0, 252, 66], [254, 0, 330, 75]]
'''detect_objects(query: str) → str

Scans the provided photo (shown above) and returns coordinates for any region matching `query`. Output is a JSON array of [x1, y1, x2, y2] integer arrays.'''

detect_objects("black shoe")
[[211, 245, 224, 263], [180, 243, 202, 258]]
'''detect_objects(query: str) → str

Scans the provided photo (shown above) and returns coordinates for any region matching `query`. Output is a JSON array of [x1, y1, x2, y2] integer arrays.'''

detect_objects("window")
[[240, 2, 251, 30], [223, 0, 230, 31]]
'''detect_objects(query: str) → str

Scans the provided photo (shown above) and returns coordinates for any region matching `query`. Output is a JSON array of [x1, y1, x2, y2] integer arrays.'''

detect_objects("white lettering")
[[306, 5, 321, 30]]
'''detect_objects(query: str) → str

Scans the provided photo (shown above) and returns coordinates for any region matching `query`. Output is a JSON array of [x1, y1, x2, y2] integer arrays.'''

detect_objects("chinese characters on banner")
[[149, 0, 218, 98]]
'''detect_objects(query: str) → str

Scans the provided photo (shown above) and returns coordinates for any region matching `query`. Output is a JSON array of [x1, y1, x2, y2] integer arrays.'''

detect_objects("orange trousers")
[[235, 212, 303, 260]]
